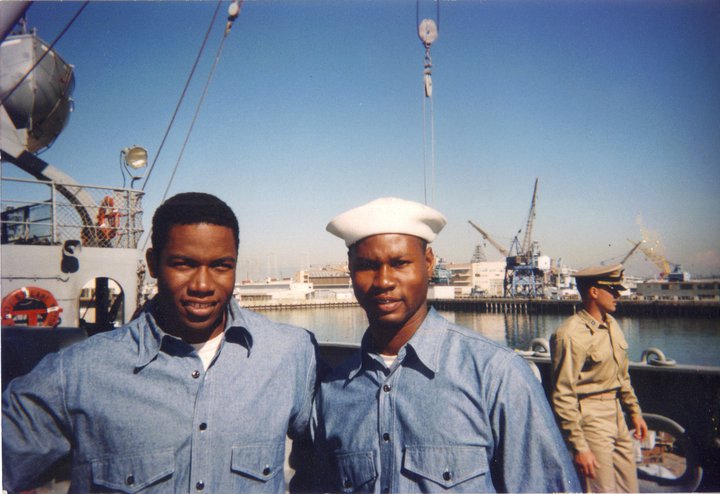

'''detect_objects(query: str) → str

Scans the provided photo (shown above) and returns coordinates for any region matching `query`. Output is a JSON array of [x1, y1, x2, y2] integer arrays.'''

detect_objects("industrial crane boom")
[[520, 178, 539, 256], [621, 239, 643, 265], [468, 220, 509, 257]]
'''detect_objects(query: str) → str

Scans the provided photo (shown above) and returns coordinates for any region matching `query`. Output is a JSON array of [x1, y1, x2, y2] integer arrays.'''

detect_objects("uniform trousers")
[[579, 397, 638, 493]]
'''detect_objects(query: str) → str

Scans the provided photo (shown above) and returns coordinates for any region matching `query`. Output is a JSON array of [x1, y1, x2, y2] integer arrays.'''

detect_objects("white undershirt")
[[190, 332, 224, 370], [380, 353, 398, 367]]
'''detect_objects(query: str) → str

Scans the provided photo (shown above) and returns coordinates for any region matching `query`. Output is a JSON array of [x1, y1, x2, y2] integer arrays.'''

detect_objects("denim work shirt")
[[2, 298, 317, 494], [311, 308, 580, 493]]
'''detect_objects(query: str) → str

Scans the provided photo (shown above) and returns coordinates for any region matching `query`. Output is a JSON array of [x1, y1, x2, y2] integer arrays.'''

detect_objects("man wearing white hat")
[[308, 197, 580, 493], [550, 264, 648, 492]]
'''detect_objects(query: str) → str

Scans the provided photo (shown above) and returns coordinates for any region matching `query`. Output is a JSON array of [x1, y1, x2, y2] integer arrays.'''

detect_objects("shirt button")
[[196, 480, 205, 490], [383, 384, 391, 392], [382, 432, 390, 442], [263, 465, 271, 476], [192, 370, 200, 379], [343, 478, 353, 489], [443, 470, 452, 481], [199, 422, 207, 430], [125, 474, 135, 486]]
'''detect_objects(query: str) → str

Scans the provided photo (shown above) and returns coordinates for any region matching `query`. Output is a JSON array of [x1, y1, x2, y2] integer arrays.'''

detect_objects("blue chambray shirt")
[[2, 298, 317, 494], [311, 308, 580, 493]]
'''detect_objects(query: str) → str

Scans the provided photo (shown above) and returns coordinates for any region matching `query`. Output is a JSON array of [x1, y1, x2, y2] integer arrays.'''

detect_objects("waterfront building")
[[635, 279, 720, 301], [305, 265, 351, 290], [234, 276, 314, 303], [443, 261, 506, 297]]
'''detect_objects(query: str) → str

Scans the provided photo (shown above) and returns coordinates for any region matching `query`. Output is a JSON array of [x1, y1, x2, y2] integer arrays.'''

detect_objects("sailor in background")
[[550, 264, 648, 492], [308, 197, 580, 493]]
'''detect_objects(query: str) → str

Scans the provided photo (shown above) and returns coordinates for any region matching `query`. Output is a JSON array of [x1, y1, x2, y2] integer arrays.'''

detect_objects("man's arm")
[[2, 352, 73, 492], [550, 333, 591, 454], [288, 330, 324, 493], [488, 353, 581, 493], [611, 323, 646, 440]]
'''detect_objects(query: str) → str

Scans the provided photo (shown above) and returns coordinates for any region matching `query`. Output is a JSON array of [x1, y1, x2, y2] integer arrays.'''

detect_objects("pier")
[[429, 298, 720, 318], [239, 300, 358, 311], [238, 297, 720, 317]]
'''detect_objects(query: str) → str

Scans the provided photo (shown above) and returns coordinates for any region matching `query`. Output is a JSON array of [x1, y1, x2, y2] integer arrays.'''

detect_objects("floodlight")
[[121, 146, 148, 170]]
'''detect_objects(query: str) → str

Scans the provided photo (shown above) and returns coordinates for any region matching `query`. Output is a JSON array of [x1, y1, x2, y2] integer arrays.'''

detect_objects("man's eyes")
[[169, 260, 194, 268], [353, 260, 410, 270], [212, 262, 236, 271], [168, 260, 235, 270]]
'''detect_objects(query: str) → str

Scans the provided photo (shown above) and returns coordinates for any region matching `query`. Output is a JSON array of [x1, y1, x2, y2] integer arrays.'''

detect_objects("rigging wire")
[[0, 1, 89, 108], [417, 0, 439, 206], [140, 0, 224, 192], [140, 1, 243, 252]]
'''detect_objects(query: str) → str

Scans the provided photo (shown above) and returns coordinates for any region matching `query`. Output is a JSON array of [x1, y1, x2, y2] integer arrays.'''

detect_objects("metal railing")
[[1, 176, 144, 249]]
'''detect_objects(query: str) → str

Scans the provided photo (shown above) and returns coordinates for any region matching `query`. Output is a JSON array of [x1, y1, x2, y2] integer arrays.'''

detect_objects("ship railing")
[[1, 176, 144, 249]]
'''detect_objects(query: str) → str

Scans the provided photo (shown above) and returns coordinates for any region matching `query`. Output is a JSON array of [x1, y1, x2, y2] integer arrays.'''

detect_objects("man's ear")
[[588, 285, 599, 300], [146, 248, 158, 279], [425, 246, 435, 276]]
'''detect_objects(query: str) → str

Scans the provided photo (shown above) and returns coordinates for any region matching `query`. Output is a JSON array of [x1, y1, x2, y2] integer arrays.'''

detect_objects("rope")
[[417, 0, 439, 207], [421, 46, 437, 207], [157, 34, 230, 211], [429, 84, 436, 207], [0, 1, 89, 107], [140, 0, 223, 192], [140, 2, 241, 252]]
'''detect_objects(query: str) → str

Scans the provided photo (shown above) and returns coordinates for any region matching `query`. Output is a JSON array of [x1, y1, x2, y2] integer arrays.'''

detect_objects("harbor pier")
[[429, 298, 720, 318]]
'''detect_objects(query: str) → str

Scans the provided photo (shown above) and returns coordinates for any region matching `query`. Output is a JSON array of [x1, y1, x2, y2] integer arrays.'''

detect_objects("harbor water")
[[261, 306, 720, 367]]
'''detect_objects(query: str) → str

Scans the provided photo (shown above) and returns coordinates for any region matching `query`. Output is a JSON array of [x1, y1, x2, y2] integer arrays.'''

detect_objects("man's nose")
[[373, 265, 395, 289], [189, 266, 212, 292]]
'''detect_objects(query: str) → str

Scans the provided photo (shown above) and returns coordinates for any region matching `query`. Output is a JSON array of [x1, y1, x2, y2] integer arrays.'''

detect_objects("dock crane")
[[469, 178, 549, 298], [621, 239, 644, 265], [468, 220, 509, 257], [633, 217, 688, 280]]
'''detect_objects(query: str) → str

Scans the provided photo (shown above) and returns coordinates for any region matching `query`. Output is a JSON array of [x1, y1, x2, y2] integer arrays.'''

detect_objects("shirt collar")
[[348, 306, 444, 380], [577, 308, 611, 334], [134, 297, 253, 369]]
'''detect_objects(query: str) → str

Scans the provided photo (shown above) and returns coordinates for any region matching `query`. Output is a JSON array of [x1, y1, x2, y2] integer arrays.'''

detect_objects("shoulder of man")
[[437, 312, 517, 359], [232, 304, 317, 352], [553, 312, 584, 340]]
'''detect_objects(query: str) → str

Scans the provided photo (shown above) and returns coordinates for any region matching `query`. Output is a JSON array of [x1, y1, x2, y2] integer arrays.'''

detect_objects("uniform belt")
[[579, 390, 619, 401]]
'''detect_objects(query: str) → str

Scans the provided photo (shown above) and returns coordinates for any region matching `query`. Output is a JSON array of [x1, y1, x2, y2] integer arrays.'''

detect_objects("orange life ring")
[[97, 196, 120, 240], [1, 286, 63, 327]]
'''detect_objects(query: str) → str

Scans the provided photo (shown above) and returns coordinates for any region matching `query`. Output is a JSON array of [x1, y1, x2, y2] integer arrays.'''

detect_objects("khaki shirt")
[[550, 309, 642, 453]]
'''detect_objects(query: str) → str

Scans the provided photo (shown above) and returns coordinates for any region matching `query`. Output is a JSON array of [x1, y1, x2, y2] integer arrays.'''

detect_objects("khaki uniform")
[[550, 309, 642, 493]]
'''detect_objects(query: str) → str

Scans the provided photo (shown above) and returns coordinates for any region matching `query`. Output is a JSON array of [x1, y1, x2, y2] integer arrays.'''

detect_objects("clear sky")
[[4, 0, 719, 280]]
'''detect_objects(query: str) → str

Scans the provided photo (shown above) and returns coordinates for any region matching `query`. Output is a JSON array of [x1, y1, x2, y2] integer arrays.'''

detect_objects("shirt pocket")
[[90, 448, 175, 493], [583, 346, 605, 371], [231, 442, 284, 489], [334, 451, 377, 493], [402, 445, 490, 490]]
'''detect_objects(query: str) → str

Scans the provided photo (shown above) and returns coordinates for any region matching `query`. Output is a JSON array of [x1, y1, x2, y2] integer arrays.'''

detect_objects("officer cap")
[[326, 197, 447, 247], [574, 263, 626, 291]]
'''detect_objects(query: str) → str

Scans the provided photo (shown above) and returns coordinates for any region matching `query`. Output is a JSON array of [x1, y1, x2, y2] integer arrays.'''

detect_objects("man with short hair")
[[3, 192, 318, 493], [550, 264, 648, 492], [308, 197, 580, 493]]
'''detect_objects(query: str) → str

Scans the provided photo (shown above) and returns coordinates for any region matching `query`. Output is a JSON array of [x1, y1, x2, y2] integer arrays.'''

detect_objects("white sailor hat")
[[326, 197, 447, 247], [574, 263, 627, 291]]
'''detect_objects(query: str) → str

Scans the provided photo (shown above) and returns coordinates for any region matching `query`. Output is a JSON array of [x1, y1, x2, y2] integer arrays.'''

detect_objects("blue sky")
[[3, 0, 719, 279]]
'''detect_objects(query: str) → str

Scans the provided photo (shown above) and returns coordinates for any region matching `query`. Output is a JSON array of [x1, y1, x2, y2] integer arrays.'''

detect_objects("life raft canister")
[[97, 195, 120, 240], [1, 286, 62, 327]]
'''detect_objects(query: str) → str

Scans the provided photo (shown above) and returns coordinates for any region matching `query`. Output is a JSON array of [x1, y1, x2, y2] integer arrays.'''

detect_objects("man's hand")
[[574, 449, 599, 479], [632, 414, 648, 441]]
